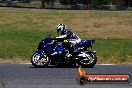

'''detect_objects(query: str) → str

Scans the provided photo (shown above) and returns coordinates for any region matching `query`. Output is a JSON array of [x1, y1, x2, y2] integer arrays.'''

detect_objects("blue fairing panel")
[[36, 50, 45, 55], [75, 40, 95, 48], [53, 46, 65, 52]]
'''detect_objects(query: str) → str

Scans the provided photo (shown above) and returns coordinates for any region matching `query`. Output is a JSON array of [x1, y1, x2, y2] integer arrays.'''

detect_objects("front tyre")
[[31, 53, 50, 68], [77, 52, 97, 67]]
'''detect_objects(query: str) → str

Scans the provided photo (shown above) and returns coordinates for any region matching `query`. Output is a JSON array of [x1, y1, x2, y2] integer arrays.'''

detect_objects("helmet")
[[57, 24, 67, 35]]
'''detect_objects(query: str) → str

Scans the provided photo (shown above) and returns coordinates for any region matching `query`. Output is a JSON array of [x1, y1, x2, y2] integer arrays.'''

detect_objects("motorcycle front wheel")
[[31, 53, 50, 68]]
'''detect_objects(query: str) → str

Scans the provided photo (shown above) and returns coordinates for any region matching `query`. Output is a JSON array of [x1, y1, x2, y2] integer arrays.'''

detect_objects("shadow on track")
[[29, 65, 94, 68]]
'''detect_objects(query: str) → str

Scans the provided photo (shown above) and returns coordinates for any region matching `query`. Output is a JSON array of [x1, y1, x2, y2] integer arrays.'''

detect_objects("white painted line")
[[20, 63, 31, 64], [97, 64, 116, 65]]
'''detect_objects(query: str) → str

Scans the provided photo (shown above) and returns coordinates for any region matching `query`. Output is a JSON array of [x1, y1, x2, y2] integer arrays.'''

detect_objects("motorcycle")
[[31, 35, 97, 68]]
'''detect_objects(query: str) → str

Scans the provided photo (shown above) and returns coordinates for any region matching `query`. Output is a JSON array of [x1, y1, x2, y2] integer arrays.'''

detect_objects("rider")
[[56, 24, 81, 45], [51, 24, 81, 64], [55, 24, 81, 56]]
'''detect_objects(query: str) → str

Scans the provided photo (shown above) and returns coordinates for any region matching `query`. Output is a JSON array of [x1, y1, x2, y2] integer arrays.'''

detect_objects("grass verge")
[[0, 7, 132, 64], [1, 29, 132, 64]]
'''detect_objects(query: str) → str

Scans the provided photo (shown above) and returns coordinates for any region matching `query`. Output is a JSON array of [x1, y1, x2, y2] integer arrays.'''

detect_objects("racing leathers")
[[56, 29, 81, 45]]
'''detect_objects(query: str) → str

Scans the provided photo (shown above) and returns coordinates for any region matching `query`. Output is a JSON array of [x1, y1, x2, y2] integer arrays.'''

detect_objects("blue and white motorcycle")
[[31, 35, 97, 67]]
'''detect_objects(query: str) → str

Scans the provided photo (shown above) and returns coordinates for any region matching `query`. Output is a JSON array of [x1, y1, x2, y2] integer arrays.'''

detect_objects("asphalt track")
[[0, 64, 132, 88]]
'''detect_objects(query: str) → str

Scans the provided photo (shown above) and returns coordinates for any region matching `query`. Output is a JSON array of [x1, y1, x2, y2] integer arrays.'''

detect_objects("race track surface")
[[0, 64, 132, 88]]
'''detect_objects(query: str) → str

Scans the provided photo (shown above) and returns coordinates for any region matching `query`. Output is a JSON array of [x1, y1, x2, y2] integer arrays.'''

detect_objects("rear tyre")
[[77, 52, 97, 67], [31, 53, 50, 68]]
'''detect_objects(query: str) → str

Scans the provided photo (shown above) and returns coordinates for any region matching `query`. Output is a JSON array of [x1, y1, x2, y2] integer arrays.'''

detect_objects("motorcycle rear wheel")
[[77, 52, 97, 67]]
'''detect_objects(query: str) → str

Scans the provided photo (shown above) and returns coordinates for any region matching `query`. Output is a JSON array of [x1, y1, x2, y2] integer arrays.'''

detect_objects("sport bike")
[[31, 35, 97, 67]]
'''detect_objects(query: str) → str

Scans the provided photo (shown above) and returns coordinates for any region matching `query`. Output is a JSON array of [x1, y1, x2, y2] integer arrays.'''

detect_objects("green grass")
[[1, 29, 132, 64], [0, 29, 43, 58], [93, 39, 132, 64], [0, 7, 132, 63]]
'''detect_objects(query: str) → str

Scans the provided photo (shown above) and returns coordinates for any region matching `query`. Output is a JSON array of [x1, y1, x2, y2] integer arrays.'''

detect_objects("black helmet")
[[57, 24, 67, 35]]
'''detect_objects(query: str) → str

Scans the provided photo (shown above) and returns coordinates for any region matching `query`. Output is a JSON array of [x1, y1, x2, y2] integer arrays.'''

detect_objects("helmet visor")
[[57, 28, 61, 34]]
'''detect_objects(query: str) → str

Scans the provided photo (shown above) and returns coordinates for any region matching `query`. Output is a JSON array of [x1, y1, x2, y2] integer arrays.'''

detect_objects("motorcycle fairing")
[[35, 50, 45, 55], [75, 40, 95, 49]]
